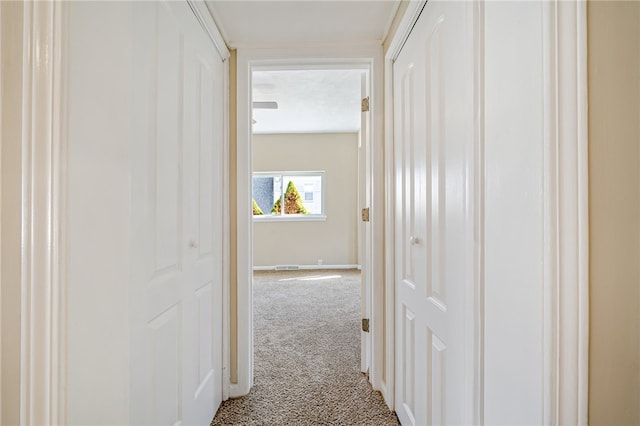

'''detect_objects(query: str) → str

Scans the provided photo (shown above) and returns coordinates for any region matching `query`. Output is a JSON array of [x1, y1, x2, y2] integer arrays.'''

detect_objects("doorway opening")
[[233, 49, 386, 404], [250, 65, 371, 373], [230, 54, 383, 397]]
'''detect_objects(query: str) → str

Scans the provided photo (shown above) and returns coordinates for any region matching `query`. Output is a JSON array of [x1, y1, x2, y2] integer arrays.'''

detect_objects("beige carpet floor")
[[211, 269, 399, 426]]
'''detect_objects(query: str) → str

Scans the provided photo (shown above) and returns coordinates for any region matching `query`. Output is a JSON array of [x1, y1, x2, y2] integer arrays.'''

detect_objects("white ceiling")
[[205, 0, 400, 134], [252, 69, 363, 134], [205, 0, 400, 47]]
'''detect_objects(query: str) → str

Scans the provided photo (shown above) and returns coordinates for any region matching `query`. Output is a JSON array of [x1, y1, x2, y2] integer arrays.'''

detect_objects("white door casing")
[[482, 2, 589, 424], [393, 1, 479, 425], [235, 45, 384, 397], [130, 1, 225, 424], [2, 1, 66, 424], [359, 71, 371, 374]]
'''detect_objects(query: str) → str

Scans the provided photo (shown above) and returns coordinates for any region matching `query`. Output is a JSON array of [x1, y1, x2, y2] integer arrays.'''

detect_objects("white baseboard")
[[253, 264, 360, 271]]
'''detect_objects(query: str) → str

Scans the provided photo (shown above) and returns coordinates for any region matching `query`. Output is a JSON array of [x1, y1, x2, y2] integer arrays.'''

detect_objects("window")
[[252, 172, 325, 221], [304, 184, 314, 202]]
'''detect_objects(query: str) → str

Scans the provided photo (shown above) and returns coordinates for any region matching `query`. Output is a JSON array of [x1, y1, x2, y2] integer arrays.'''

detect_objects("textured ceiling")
[[252, 69, 363, 134]]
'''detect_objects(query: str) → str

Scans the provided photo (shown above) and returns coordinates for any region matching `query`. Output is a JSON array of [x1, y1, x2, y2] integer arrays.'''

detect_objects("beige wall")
[[253, 133, 359, 267], [588, 2, 640, 424], [0, 2, 23, 424]]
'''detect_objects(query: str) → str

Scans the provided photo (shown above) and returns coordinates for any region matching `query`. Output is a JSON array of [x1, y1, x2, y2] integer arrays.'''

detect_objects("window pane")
[[253, 172, 324, 217], [304, 184, 314, 201], [252, 175, 278, 215], [271, 176, 283, 214], [283, 175, 322, 214]]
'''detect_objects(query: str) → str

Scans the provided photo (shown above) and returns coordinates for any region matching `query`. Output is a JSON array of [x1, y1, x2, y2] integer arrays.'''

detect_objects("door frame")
[[233, 43, 385, 397], [185, 0, 233, 403], [382, 2, 428, 410], [0, 1, 67, 424], [383, 0, 589, 422]]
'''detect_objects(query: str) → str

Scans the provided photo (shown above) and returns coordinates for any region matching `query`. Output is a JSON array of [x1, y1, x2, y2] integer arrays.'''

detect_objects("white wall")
[[253, 133, 359, 267], [66, 2, 133, 423], [484, 2, 545, 424]]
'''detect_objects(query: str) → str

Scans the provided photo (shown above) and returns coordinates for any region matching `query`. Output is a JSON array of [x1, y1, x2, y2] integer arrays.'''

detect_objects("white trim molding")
[[19, 1, 65, 425], [190, 0, 233, 401], [187, 0, 230, 61], [381, 0, 427, 411], [472, 2, 486, 423], [382, 53, 395, 409], [220, 29, 231, 403], [384, 0, 426, 63], [0, 4, 4, 422], [542, 1, 589, 424]]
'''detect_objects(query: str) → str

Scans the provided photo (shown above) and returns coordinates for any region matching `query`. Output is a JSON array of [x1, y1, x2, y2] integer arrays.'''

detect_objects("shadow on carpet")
[[211, 269, 399, 426]]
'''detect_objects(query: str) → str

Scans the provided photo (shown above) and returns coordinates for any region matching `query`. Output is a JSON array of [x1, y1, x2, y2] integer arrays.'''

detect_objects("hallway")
[[211, 270, 398, 425], [1, 1, 604, 424]]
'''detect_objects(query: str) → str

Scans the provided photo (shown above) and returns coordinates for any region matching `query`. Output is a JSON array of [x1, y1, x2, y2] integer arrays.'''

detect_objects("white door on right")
[[394, 1, 477, 425]]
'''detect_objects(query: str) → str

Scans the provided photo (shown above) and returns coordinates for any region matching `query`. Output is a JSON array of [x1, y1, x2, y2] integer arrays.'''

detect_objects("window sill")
[[253, 214, 327, 223]]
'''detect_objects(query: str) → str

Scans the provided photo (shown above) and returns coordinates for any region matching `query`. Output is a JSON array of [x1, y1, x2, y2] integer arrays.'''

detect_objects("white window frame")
[[252, 171, 327, 222]]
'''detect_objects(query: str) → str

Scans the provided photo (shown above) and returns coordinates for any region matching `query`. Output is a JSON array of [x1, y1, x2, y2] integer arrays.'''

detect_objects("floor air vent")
[[275, 265, 299, 271]]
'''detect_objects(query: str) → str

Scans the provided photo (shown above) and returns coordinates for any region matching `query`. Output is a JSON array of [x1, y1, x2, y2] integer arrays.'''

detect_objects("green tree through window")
[[252, 199, 264, 215], [252, 172, 324, 218], [271, 181, 309, 214]]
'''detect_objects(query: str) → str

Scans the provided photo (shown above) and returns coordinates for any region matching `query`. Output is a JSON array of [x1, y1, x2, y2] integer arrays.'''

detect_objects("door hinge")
[[361, 96, 370, 112], [361, 207, 370, 222], [362, 318, 370, 333]]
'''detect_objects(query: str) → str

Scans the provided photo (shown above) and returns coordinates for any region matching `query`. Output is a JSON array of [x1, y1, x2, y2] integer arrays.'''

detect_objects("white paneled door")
[[131, 1, 224, 425], [393, 2, 477, 425]]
